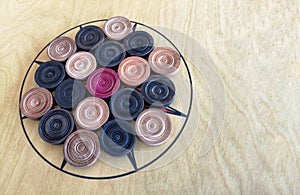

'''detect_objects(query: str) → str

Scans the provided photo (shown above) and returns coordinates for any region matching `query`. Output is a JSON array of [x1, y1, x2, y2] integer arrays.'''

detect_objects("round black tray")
[[19, 19, 193, 180]]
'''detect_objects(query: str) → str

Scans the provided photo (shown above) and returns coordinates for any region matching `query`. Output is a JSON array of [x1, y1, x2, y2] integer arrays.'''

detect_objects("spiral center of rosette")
[[30, 97, 41, 107], [121, 100, 130, 108], [65, 87, 73, 97], [144, 116, 165, 137], [46, 70, 54, 78], [86, 34, 94, 41], [96, 77, 114, 92], [152, 84, 168, 99], [26, 94, 46, 114], [135, 39, 144, 47], [158, 54, 174, 68], [107, 128, 129, 148], [45, 69, 57, 80], [147, 120, 158, 131], [85, 106, 101, 120], [76, 142, 87, 153], [99, 79, 107, 86], [57, 45, 66, 53], [55, 41, 72, 56], [112, 23, 125, 33], [51, 119, 62, 130], [106, 48, 117, 58], [94, 41, 125, 67], [112, 131, 124, 143], [74, 60, 87, 70], [127, 65, 139, 75]]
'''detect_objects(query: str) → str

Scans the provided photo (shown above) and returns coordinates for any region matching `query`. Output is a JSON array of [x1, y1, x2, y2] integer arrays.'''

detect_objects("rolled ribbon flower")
[[135, 108, 172, 146], [47, 36, 77, 62], [86, 68, 120, 99], [20, 87, 53, 119], [103, 16, 132, 41], [64, 129, 101, 168], [148, 47, 181, 77], [65, 51, 97, 80], [74, 97, 109, 131]]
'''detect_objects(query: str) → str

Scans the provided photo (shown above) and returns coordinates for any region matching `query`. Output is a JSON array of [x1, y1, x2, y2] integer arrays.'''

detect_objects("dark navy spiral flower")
[[35, 61, 66, 90], [100, 119, 136, 157], [54, 79, 86, 109], [141, 75, 175, 107], [124, 31, 154, 57], [94, 41, 126, 68], [38, 109, 75, 144], [75, 25, 105, 51], [110, 88, 144, 120]]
